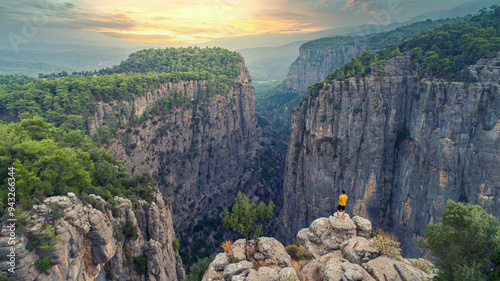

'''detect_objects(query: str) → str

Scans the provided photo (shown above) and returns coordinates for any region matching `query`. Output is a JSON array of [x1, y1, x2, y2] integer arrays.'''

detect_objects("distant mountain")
[[237, 41, 305, 82], [0, 18, 148, 76], [217, 0, 500, 83], [410, 0, 500, 22]]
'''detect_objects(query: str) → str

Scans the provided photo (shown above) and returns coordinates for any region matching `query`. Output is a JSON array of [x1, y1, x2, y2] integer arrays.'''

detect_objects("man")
[[336, 190, 348, 218]]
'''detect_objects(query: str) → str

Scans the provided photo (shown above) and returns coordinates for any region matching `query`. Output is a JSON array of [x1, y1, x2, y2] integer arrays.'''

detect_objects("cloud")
[[340, 0, 381, 14], [0, 0, 341, 44], [314, 0, 330, 8]]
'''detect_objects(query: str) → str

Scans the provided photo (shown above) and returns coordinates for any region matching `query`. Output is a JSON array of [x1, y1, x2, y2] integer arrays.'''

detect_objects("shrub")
[[46, 203, 65, 221], [173, 237, 179, 252], [285, 245, 314, 260], [182, 255, 215, 281], [35, 257, 53, 273], [0, 271, 16, 281], [123, 221, 138, 240], [220, 240, 233, 254], [133, 255, 147, 275], [372, 230, 402, 260]]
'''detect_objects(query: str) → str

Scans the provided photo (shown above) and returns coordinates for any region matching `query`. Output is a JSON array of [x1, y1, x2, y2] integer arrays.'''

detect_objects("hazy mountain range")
[[0, 0, 497, 79]]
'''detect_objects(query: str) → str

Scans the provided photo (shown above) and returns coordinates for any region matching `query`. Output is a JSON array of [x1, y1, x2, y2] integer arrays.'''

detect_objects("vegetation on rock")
[[371, 230, 402, 260], [285, 245, 314, 260], [182, 255, 215, 281], [133, 255, 148, 275], [35, 257, 53, 274]]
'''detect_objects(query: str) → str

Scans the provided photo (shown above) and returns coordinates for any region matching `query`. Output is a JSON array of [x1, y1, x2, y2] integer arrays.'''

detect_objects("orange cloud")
[[70, 0, 326, 43]]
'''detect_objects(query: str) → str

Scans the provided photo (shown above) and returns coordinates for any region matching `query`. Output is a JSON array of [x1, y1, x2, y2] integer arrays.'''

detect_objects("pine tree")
[[221, 191, 275, 260]]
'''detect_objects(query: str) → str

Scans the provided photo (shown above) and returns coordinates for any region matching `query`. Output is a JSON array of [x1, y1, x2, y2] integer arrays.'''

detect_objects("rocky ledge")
[[203, 214, 434, 281]]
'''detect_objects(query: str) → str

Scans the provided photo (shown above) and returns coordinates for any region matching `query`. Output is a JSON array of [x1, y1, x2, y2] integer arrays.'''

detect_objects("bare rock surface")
[[0, 192, 184, 281]]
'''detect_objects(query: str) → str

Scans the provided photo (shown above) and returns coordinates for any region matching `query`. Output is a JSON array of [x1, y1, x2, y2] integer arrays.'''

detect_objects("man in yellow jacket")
[[336, 190, 348, 218]]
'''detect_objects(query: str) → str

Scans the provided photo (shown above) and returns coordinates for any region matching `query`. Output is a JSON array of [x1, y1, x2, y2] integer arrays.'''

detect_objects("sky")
[[0, 0, 474, 45]]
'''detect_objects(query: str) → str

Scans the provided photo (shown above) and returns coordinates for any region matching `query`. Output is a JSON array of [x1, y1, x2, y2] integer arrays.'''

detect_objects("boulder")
[[394, 261, 432, 281], [246, 266, 279, 281], [212, 253, 230, 271], [223, 261, 253, 280], [327, 214, 357, 242], [278, 267, 300, 281], [232, 239, 248, 261], [362, 256, 402, 281], [341, 237, 379, 264], [300, 253, 340, 281], [297, 215, 357, 256], [322, 258, 374, 281], [351, 216, 372, 238], [254, 237, 291, 268]]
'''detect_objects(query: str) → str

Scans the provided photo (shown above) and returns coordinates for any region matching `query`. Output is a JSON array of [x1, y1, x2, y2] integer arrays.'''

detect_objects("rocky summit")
[[202, 215, 434, 281]]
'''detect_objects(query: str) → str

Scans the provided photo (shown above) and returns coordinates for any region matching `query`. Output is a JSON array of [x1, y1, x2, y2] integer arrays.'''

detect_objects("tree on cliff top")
[[221, 191, 275, 260], [426, 200, 500, 281]]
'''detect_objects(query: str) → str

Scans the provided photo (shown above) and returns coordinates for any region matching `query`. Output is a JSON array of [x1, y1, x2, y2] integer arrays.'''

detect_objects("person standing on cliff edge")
[[336, 190, 348, 218]]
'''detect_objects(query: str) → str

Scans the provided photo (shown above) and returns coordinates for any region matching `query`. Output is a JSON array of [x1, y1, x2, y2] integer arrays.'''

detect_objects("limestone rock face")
[[282, 53, 500, 256], [0, 192, 184, 281]]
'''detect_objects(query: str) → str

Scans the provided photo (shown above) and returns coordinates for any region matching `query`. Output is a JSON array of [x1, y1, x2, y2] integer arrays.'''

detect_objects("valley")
[[0, 2, 499, 281]]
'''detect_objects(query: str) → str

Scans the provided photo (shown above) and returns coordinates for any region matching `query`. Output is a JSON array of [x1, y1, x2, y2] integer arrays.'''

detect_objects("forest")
[[0, 47, 243, 218], [0, 117, 159, 216], [320, 5, 500, 84], [0, 47, 242, 131]]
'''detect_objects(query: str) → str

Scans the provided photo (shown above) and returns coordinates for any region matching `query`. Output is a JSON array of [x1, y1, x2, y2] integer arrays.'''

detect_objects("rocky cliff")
[[281, 52, 500, 256], [202, 215, 434, 281], [281, 18, 458, 94], [86, 60, 281, 263], [0, 192, 184, 281], [283, 42, 368, 93]]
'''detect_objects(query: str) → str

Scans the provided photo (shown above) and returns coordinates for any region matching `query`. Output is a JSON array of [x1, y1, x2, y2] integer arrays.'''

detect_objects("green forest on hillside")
[[0, 47, 242, 130], [0, 117, 159, 216], [320, 6, 500, 85], [0, 47, 243, 216]]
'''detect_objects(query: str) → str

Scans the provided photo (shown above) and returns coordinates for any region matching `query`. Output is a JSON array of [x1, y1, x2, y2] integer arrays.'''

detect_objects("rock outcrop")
[[0, 192, 184, 281], [282, 52, 500, 256], [202, 215, 434, 281]]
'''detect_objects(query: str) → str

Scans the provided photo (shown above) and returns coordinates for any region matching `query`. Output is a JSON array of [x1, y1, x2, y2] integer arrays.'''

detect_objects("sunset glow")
[[0, 0, 474, 45], [67, 0, 325, 44]]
